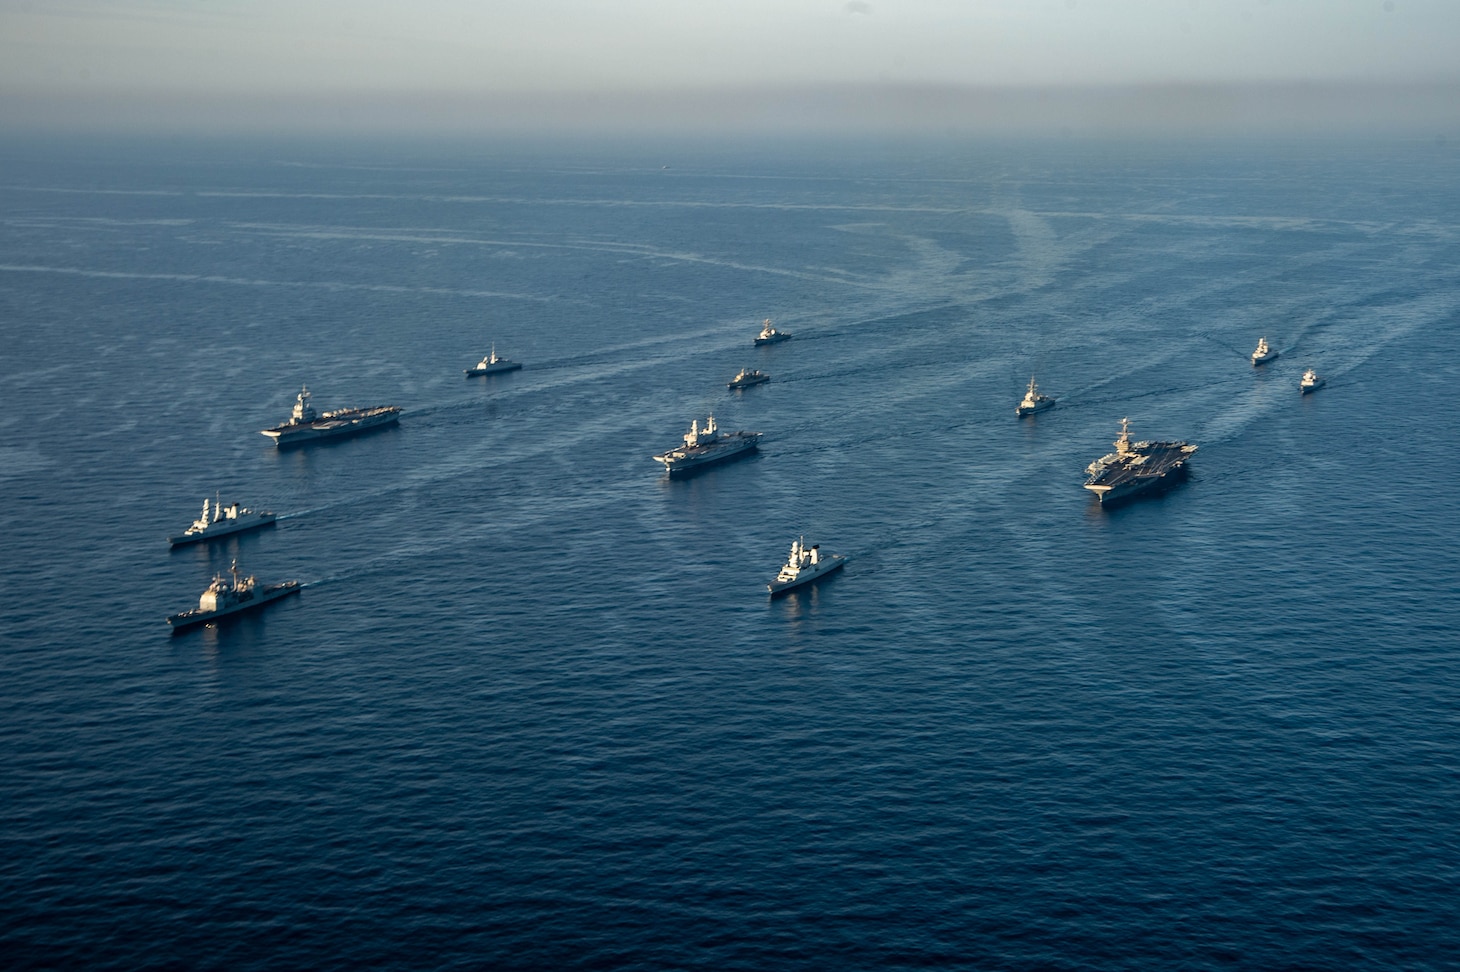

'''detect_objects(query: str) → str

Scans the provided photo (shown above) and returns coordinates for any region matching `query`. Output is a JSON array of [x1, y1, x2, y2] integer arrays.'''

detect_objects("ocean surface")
[[2, 133, 1458, 970]]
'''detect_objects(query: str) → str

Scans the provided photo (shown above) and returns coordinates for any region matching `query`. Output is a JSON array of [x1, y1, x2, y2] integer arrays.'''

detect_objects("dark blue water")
[[3, 135, 1459, 970]]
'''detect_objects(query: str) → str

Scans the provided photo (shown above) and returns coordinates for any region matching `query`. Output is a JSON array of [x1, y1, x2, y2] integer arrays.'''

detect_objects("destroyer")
[[261, 386, 400, 447], [1251, 337, 1278, 365], [768, 536, 846, 596], [168, 495, 276, 547], [652, 415, 759, 476], [728, 368, 770, 389], [166, 560, 300, 631], [1300, 368, 1326, 394], [465, 346, 522, 377], [1083, 417, 1197, 506], [1016, 376, 1056, 417], [754, 319, 791, 346]]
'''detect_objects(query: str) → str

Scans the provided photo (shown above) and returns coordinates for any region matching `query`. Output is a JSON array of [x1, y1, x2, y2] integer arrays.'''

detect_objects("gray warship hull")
[[1016, 398, 1055, 417], [465, 361, 522, 377], [167, 581, 300, 631]]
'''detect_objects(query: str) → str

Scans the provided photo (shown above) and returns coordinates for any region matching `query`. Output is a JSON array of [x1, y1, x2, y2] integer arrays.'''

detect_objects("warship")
[[1251, 337, 1279, 365], [728, 368, 770, 389], [1300, 368, 1326, 394], [754, 319, 791, 346], [168, 496, 276, 547], [1083, 417, 1198, 506], [261, 386, 400, 447], [1015, 376, 1056, 417], [167, 560, 300, 631], [652, 415, 760, 476], [768, 536, 846, 596], [464, 346, 522, 377]]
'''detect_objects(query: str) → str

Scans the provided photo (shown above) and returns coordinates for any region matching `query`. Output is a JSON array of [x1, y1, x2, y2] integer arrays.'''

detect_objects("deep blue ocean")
[[2, 133, 1459, 969]]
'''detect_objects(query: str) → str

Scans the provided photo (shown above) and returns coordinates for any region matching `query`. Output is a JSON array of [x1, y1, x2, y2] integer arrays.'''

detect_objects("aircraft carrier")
[[1083, 417, 1197, 505], [261, 386, 400, 447], [653, 415, 759, 476]]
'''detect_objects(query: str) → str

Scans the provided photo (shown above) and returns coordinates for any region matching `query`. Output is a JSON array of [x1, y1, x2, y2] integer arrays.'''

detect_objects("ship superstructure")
[[261, 386, 400, 447], [1083, 417, 1197, 505], [1016, 376, 1056, 417], [167, 559, 300, 630], [754, 319, 791, 346], [168, 495, 276, 546], [652, 415, 760, 476]]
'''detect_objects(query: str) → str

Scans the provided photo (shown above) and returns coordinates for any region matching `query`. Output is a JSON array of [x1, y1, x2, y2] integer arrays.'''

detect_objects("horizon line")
[[4, 79, 1459, 138]]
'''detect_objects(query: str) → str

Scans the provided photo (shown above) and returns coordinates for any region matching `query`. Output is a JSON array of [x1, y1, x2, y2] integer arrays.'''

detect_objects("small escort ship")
[[1251, 337, 1279, 365], [1300, 368, 1326, 394], [1016, 376, 1056, 417], [728, 368, 770, 389], [464, 346, 522, 377], [168, 495, 276, 547], [754, 319, 791, 346], [652, 415, 760, 476], [166, 559, 300, 631], [261, 386, 400, 447], [768, 536, 847, 596], [1083, 417, 1198, 506]]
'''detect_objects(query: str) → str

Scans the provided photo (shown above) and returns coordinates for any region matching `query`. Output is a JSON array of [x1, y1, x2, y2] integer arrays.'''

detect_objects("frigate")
[[768, 537, 847, 596], [754, 319, 791, 346], [168, 496, 276, 546], [1016, 376, 1056, 417], [728, 368, 770, 389], [464, 346, 522, 377]]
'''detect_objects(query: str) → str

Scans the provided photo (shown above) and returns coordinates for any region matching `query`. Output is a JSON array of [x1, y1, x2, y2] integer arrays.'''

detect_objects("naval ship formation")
[[162, 314, 1349, 626], [261, 386, 400, 447]]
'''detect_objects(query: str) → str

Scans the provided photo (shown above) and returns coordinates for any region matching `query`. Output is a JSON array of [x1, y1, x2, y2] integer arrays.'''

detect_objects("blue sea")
[[2, 133, 1458, 970]]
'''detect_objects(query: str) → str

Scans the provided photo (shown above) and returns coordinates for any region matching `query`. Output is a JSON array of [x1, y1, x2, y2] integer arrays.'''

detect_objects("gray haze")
[[2, 0, 1458, 135]]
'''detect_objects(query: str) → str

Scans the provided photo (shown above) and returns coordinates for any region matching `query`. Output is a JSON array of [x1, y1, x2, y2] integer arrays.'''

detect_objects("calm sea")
[[2, 134, 1458, 970]]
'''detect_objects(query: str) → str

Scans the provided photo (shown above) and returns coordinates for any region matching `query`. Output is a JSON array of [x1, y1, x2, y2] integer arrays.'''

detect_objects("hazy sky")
[[2, 0, 1457, 134]]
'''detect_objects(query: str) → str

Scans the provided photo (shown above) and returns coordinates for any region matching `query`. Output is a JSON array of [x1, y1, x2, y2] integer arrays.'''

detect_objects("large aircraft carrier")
[[261, 386, 400, 447], [653, 415, 759, 476], [1083, 418, 1197, 505]]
